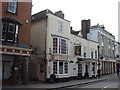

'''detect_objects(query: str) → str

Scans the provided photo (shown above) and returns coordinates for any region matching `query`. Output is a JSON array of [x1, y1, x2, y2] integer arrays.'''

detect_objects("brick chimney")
[[55, 10, 64, 19], [81, 19, 91, 39]]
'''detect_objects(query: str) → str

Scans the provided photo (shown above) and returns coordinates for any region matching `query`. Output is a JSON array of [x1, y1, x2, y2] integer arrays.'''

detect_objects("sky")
[[32, 0, 119, 41]]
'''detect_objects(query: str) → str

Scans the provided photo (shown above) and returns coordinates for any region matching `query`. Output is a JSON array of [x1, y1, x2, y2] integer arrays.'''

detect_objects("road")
[[54, 76, 120, 90]]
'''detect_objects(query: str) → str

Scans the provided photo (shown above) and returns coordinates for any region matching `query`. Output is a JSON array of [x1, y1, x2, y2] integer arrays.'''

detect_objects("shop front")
[[1, 45, 32, 84]]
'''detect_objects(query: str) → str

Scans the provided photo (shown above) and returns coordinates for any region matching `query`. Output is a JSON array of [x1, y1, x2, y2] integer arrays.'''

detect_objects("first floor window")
[[2, 22, 19, 43], [8, 0, 17, 14], [91, 51, 93, 58], [95, 51, 97, 59], [53, 61, 68, 75], [53, 37, 68, 55]]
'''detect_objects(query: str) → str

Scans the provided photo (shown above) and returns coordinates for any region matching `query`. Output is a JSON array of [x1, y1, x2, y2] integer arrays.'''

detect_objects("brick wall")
[[2, 1, 32, 45]]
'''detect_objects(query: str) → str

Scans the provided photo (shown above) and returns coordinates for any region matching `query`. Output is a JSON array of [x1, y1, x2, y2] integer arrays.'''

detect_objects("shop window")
[[95, 51, 97, 59], [2, 22, 7, 40], [2, 22, 19, 43]]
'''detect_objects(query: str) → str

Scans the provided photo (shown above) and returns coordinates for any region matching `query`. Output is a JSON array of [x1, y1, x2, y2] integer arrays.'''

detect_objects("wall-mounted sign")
[[75, 46, 81, 56]]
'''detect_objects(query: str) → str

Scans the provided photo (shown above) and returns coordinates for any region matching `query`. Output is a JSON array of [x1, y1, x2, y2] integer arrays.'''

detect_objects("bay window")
[[53, 37, 68, 55], [2, 22, 19, 43]]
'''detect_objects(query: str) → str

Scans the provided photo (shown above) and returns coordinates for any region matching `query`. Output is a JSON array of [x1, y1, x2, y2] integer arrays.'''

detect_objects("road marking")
[[103, 86, 108, 88]]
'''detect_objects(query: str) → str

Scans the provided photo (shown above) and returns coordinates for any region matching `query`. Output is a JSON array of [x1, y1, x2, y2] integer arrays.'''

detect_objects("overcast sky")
[[32, 0, 119, 41]]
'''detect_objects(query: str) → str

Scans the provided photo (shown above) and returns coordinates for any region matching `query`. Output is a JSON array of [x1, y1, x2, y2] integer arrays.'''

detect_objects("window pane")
[[61, 39, 67, 54], [8, 0, 17, 13], [64, 62, 68, 74], [58, 22, 63, 32], [2, 22, 7, 40], [7, 33, 14, 41], [59, 62, 63, 74], [53, 38, 58, 53], [78, 64, 82, 73], [8, 23, 15, 33], [53, 62, 57, 74], [3, 22, 7, 32]]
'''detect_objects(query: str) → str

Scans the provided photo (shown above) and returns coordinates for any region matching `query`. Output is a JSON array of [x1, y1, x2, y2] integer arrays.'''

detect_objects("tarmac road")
[[55, 76, 120, 90]]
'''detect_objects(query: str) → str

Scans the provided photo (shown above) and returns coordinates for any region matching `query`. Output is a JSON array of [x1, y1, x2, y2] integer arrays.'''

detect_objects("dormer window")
[[8, 0, 17, 14]]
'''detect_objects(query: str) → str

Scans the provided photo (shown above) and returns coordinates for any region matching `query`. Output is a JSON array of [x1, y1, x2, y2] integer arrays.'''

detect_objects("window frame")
[[7, 0, 18, 14], [1, 21, 19, 43], [91, 49, 94, 58], [95, 51, 97, 59], [53, 37, 68, 55], [53, 61, 69, 75]]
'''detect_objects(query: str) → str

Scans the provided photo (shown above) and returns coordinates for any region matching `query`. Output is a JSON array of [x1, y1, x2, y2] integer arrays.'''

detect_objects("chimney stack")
[[55, 10, 64, 19], [81, 19, 91, 39]]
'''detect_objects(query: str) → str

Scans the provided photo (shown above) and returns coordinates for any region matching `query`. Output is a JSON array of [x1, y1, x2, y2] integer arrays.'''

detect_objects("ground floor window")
[[2, 61, 13, 79], [53, 61, 68, 75], [78, 64, 82, 73]]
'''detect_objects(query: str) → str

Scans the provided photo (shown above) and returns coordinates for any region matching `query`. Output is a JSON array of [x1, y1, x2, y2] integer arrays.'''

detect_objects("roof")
[[31, 9, 70, 22], [90, 25, 115, 38]]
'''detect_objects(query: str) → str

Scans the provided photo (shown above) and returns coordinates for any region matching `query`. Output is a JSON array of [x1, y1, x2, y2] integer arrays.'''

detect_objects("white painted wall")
[[45, 12, 98, 78]]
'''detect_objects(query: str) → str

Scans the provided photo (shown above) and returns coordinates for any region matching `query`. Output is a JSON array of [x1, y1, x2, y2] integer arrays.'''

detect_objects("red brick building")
[[0, 0, 32, 84]]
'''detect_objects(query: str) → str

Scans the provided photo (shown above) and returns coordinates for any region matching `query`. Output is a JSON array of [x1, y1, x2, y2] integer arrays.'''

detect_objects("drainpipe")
[[97, 45, 100, 77], [44, 16, 48, 81]]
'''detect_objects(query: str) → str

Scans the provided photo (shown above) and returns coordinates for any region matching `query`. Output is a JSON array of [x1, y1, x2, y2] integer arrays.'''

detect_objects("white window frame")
[[8, 0, 17, 14], [53, 37, 68, 55], [53, 61, 69, 75]]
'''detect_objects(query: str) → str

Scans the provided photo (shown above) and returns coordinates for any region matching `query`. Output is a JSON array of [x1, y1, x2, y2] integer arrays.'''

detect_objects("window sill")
[[7, 10, 18, 15], [55, 74, 69, 76], [53, 53, 69, 56]]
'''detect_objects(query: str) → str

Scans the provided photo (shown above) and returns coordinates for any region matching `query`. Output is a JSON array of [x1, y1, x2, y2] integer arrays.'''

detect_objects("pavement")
[[2, 73, 117, 89]]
